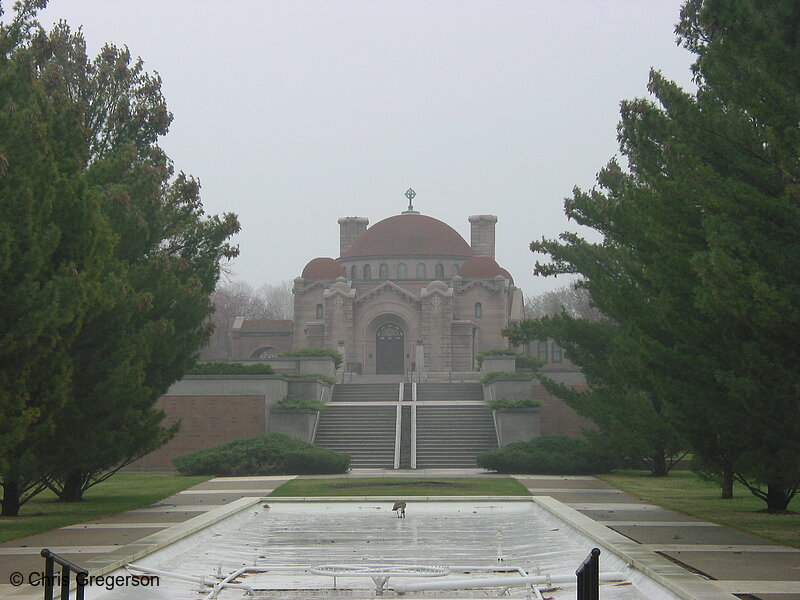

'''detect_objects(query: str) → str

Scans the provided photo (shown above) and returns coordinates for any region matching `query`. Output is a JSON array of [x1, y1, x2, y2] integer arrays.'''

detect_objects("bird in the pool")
[[392, 501, 406, 518]]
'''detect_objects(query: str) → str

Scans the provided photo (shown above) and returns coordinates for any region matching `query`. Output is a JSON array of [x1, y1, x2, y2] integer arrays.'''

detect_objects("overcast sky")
[[35, 0, 696, 298]]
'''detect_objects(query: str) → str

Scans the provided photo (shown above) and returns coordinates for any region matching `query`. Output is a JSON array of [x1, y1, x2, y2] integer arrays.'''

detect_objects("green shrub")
[[486, 397, 543, 411], [189, 362, 276, 375], [280, 372, 336, 385], [279, 348, 343, 369], [271, 396, 326, 411], [480, 371, 535, 384], [477, 435, 617, 475], [173, 433, 349, 476]]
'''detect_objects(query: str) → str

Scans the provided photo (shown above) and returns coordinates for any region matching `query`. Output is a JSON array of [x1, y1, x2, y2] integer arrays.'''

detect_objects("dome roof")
[[340, 214, 473, 259], [302, 257, 345, 279], [459, 256, 513, 283]]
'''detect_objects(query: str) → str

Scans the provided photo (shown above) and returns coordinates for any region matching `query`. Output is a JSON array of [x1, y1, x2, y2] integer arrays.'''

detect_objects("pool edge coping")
[[530, 495, 738, 600]]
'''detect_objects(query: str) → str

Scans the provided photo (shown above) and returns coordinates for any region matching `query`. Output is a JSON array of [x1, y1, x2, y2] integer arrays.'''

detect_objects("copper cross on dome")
[[402, 188, 419, 214]]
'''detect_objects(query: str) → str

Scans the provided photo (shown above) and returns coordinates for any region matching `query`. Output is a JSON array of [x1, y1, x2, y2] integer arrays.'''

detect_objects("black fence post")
[[40, 548, 88, 600], [576, 547, 600, 600]]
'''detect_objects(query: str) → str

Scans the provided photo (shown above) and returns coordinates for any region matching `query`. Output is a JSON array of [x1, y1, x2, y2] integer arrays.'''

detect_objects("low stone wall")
[[267, 409, 319, 443], [484, 377, 534, 401], [480, 355, 516, 377], [494, 408, 541, 446], [266, 356, 336, 377], [287, 378, 333, 403], [128, 374, 331, 470]]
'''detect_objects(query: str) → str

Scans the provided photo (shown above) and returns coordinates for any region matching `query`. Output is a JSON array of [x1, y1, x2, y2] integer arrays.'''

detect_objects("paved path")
[[1, 470, 797, 599], [0, 475, 295, 599], [516, 475, 800, 600]]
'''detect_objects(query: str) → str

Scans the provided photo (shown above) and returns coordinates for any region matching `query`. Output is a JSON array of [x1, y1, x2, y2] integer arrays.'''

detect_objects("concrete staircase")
[[331, 383, 399, 403], [315, 381, 498, 469], [313, 404, 397, 468], [416, 383, 484, 402], [415, 405, 498, 468]]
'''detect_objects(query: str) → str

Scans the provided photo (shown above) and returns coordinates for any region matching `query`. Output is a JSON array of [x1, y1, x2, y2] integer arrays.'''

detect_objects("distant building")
[[234, 199, 525, 374]]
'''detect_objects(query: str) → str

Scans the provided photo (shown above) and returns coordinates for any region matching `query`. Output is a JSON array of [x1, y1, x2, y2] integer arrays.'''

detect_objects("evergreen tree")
[[507, 315, 686, 476], [28, 24, 240, 500], [518, 0, 800, 511], [0, 1, 110, 515]]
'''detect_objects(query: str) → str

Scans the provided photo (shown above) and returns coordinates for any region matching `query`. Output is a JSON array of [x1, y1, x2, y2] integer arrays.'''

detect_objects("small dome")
[[302, 257, 345, 279], [460, 256, 512, 282], [340, 214, 472, 259]]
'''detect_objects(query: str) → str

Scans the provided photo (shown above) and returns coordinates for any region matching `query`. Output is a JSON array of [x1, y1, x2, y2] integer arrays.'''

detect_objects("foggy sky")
[[34, 0, 696, 298]]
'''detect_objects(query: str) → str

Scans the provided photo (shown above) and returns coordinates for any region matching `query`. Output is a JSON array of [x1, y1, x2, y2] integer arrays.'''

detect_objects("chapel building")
[[283, 202, 524, 375]]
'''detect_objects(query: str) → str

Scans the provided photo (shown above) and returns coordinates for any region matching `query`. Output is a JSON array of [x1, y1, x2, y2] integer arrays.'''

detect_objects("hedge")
[[480, 371, 535, 384], [486, 397, 542, 411], [477, 435, 617, 475], [173, 433, 349, 475], [189, 362, 275, 375], [271, 395, 326, 411]]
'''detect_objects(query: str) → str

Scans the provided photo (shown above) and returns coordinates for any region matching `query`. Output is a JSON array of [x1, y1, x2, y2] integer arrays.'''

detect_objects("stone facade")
[[290, 208, 525, 375]]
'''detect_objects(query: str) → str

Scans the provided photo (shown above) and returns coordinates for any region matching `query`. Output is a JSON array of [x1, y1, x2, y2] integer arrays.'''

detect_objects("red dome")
[[302, 257, 345, 279], [498, 267, 514, 285], [460, 256, 512, 282], [340, 214, 472, 259]]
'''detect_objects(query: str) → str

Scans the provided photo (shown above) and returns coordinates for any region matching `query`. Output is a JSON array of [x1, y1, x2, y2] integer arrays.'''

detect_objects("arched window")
[[363, 264, 372, 280], [379, 263, 388, 280], [537, 341, 548, 361], [416, 263, 426, 279], [397, 263, 407, 279], [452, 263, 460, 276], [435, 263, 444, 279], [350, 265, 357, 281], [474, 302, 483, 318], [316, 304, 323, 320], [552, 341, 562, 363]]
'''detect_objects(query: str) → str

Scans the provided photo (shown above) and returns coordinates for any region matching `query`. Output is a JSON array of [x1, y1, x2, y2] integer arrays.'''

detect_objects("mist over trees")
[[509, 0, 800, 511], [0, 1, 238, 513], [524, 284, 603, 321], [202, 280, 294, 360]]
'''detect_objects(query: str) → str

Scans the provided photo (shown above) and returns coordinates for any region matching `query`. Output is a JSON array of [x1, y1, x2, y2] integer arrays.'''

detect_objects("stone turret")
[[468, 215, 498, 258], [338, 217, 368, 257]]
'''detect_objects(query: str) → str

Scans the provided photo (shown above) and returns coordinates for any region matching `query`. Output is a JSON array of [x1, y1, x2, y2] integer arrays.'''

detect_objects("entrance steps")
[[416, 405, 498, 468], [417, 383, 484, 402], [331, 383, 400, 402], [313, 405, 397, 468], [314, 382, 498, 469]]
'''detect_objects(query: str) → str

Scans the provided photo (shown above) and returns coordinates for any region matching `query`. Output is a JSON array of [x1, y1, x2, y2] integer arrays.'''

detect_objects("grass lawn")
[[0, 472, 210, 543], [598, 470, 800, 548], [270, 477, 531, 497]]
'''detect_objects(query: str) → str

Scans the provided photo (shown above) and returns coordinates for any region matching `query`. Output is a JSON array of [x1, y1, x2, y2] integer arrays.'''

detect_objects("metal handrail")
[[41, 548, 88, 600], [575, 548, 600, 600], [393, 404, 402, 469]]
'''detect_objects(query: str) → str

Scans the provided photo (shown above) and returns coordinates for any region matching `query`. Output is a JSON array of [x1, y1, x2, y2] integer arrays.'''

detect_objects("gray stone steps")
[[415, 405, 498, 468], [416, 383, 484, 402], [331, 383, 400, 402], [313, 404, 397, 468]]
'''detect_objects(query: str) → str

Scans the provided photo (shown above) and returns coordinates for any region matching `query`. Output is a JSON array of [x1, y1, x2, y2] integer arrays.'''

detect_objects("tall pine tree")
[[0, 0, 110, 515], [515, 0, 800, 511]]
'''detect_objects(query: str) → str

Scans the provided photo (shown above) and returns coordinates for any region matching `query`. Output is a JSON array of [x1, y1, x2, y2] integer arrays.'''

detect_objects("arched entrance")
[[376, 323, 404, 374]]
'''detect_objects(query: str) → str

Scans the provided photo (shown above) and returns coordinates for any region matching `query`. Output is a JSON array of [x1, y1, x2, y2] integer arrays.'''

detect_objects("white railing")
[[393, 404, 402, 470], [410, 403, 417, 469]]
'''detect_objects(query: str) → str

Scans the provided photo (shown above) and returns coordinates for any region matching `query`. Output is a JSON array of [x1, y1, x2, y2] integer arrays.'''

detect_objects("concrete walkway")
[[517, 475, 800, 600], [0, 470, 797, 599], [0, 476, 295, 599]]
